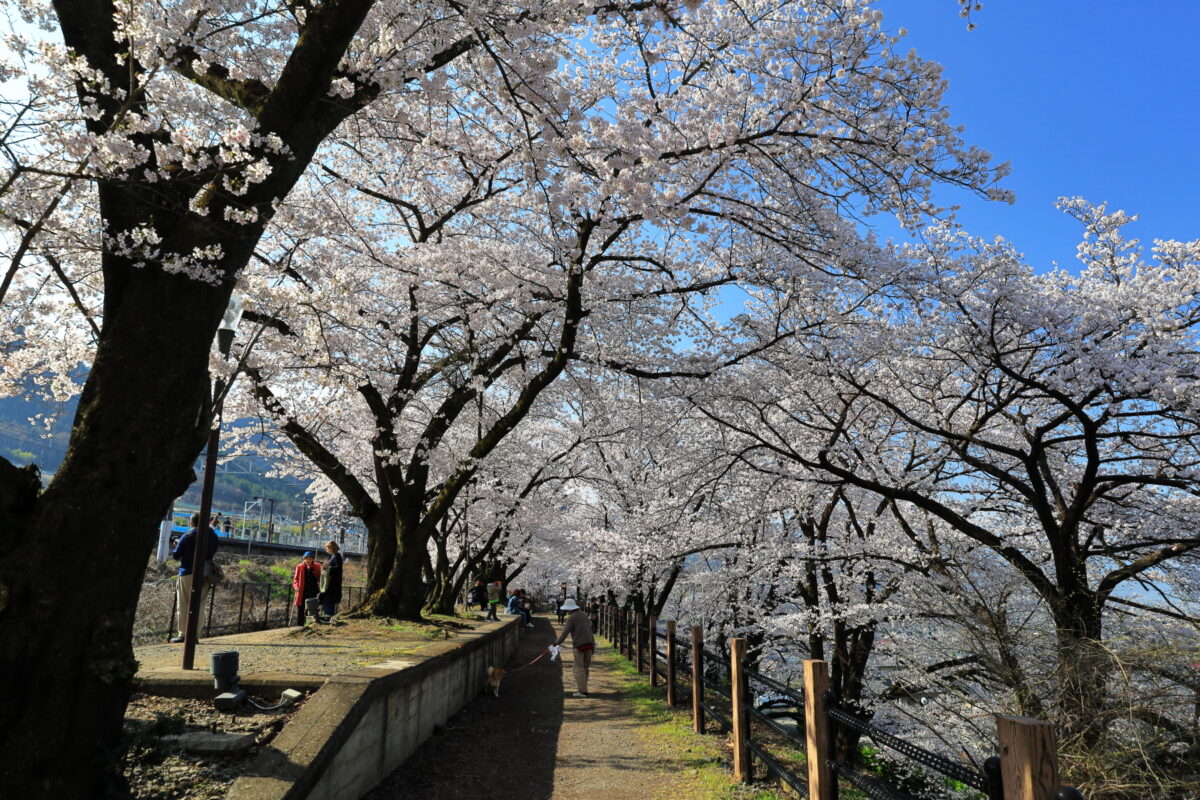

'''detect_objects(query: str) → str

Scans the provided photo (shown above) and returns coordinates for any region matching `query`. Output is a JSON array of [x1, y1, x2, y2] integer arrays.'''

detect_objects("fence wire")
[[133, 577, 360, 643]]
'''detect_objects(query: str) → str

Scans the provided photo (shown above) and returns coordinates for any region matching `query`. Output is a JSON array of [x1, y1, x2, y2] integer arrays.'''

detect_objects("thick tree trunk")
[[425, 574, 459, 616], [363, 508, 397, 600], [831, 623, 877, 762], [359, 512, 428, 620], [0, 269, 223, 797], [424, 539, 460, 616], [1053, 596, 1109, 748]]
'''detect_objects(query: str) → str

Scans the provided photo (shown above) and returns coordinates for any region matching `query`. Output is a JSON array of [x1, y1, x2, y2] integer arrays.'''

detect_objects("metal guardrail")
[[700, 700, 732, 733], [134, 578, 367, 643], [827, 702, 994, 793], [831, 760, 918, 800], [748, 739, 809, 796]]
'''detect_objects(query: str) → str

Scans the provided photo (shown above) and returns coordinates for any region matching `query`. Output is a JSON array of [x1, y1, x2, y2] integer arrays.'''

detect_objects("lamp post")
[[182, 294, 243, 670]]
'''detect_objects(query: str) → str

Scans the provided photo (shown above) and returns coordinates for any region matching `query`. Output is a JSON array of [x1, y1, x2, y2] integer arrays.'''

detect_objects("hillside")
[[1, 395, 313, 519]]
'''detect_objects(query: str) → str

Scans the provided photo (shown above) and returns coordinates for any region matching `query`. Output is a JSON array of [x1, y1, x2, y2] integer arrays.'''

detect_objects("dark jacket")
[[319, 551, 344, 604], [171, 527, 219, 576]]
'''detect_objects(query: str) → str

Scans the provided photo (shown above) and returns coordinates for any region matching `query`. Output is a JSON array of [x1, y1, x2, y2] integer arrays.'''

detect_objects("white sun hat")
[[560, 598, 580, 611]]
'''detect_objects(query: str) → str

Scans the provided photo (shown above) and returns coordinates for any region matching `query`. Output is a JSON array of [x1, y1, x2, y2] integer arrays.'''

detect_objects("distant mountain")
[[1, 394, 314, 519], [0, 394, 75, 474]]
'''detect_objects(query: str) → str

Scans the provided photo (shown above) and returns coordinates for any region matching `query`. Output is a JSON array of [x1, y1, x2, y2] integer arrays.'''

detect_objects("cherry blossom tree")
[[0, 0, 1010, 793], [231, 0, 1007, 621], [0, 0, 704, 793], [693, 201, 1200, 781]]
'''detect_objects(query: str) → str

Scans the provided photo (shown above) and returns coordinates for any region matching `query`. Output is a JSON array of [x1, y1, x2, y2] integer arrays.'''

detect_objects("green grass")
[[598, 639, 885, 800]]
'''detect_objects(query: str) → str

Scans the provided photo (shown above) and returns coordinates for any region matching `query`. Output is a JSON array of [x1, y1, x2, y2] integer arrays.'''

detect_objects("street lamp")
[[182, 293, 243, 670]]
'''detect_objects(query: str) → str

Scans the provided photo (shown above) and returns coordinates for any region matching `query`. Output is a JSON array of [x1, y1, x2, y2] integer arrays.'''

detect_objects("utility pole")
[[266, 497, 276, 543], [182, 295, 242, 670]]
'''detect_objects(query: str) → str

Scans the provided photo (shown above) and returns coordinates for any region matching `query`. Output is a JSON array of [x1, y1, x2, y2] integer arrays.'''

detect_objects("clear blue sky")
[[875, 0, 1200, 270]]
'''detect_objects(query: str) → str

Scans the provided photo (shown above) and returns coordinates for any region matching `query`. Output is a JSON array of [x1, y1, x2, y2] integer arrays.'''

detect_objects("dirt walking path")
[[366, 616, 702, 800]]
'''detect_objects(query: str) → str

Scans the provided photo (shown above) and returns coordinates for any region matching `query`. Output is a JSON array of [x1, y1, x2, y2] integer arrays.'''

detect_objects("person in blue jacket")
[[170, 513, 220, 642], [507, 589, 533, 628]]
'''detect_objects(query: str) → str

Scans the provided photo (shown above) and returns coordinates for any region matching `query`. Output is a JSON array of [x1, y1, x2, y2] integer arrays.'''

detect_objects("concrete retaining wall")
[[229, 617, 520, 800]]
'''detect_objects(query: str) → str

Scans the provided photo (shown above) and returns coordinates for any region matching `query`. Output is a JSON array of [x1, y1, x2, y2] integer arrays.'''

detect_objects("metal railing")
[[134, 577, 367, 643]]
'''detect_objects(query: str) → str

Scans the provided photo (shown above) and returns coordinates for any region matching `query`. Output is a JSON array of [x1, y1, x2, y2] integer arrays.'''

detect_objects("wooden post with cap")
[[997, 716, 1059, 800], [692, 625, 705, 733], [730, 637, 750, 782], [666, 620, 677, 705], [804, 659, 833, 800], [649, 615, 658, 686]]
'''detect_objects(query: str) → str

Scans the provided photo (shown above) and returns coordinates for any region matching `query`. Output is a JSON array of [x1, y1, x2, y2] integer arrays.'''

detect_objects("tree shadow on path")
[[366, 616, 564, 800]]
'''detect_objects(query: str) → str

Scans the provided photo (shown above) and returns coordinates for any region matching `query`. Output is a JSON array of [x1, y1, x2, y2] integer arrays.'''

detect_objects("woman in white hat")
[[552, 598, 596, 697]]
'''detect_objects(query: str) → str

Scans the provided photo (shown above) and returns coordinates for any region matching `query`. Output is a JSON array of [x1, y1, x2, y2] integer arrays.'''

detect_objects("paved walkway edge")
[[226, 617, 520, 800]]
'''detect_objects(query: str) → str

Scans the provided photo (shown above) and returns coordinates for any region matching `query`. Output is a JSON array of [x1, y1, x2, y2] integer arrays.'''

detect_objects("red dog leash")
[[507, 649, 552, 673]]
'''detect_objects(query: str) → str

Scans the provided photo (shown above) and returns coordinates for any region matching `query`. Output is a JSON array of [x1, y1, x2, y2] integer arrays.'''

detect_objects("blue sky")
[[874, 0, 1200, 271]]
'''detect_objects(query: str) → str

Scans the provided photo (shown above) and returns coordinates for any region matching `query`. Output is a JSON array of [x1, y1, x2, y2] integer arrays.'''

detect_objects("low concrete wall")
[[229, 617, 521, 800]]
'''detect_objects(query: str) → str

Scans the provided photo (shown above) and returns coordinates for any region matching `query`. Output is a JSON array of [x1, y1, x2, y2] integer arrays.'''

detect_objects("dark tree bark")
[[0, 2, 394, 794]]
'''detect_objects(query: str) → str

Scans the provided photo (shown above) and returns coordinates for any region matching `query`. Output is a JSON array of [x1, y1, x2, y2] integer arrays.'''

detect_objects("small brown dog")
[[486, 665, 505, 697]]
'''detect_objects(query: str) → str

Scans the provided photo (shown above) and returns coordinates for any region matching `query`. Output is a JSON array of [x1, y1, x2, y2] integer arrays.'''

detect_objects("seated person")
[[506, 590, 533, 628]]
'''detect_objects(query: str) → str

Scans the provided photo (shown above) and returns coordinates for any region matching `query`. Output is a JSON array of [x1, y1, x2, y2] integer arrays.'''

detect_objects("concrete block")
[[163, 731, 257, 755]]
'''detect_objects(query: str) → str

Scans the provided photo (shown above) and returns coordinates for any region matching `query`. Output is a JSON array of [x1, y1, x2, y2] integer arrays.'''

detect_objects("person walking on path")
[[170, 512, 220, 642], [552, 598, 595, 697], [293, 551, 322, 626], [318, 540, 343, 618], [485, 580, 502, 620]]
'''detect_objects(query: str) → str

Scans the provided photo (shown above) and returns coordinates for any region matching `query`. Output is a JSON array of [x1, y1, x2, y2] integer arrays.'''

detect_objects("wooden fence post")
[[649, 615, 659, 687], [666, 620, 677, 706], [636, 613, 646, 673], [804, 659, 833, 800], [730, 638, 750, 783], [629, 611, 637, 662], [997, 716, 1059, 800], [692, 625, 705, 734]]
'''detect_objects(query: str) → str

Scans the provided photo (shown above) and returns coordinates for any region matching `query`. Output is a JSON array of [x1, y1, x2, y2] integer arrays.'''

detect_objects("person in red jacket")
[[292, 551, 322, 626]]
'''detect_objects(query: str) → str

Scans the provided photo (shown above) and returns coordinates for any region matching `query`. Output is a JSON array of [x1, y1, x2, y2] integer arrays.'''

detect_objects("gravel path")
[[367, 617, 692, 800]]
